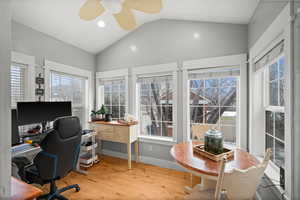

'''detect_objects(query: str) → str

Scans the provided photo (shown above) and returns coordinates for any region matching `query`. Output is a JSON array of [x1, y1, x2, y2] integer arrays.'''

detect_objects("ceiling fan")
[[79, 0, 162, 30]]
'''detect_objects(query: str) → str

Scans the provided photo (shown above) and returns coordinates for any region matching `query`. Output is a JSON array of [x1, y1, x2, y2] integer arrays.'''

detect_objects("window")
[[137, 75, 174, 138], [10, 63, 26, 107], [265, 55, 285, 169], [188, 68, 240, 144], [103, 79, 126, 120], [50, 72, 87, 124]]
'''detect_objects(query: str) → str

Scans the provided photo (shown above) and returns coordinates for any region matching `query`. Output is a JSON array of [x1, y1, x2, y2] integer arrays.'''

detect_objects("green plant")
[[98, 104, 107, 115], [90, 110, 97, 116]]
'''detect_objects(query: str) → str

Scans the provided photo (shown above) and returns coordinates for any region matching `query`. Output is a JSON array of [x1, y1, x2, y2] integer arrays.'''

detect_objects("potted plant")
[[90, 110, 98, 121], [97, 104, 107, 120]]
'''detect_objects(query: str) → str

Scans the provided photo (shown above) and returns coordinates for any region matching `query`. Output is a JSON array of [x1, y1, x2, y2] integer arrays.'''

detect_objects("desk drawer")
[[114, 126, 129, 143]]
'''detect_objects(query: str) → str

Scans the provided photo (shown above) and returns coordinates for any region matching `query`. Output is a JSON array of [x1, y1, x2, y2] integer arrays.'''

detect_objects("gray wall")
[[0, 0, 11, 198], [12, 21, 96, 71], [248, 0, 288, 48], [97, 19, 248, 71], [97, 19, 248, 161]]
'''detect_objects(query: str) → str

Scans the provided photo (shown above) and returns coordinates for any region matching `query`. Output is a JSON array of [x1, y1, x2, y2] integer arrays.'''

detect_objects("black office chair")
[[25, 116, 82, 200]]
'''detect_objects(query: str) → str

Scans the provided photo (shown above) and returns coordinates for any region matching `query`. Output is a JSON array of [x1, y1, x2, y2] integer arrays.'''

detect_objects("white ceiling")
[[12, 0, 259, 54]]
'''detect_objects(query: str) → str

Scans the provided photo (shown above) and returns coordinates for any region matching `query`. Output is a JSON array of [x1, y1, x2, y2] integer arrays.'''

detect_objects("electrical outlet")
[[149, 145, 153, 151]]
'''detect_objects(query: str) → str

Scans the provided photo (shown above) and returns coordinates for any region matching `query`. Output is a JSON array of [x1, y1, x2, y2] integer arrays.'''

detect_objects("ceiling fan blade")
[[114, 5, 136, 30], [79, 0, 105, 21], [125, 0, 162, 13]]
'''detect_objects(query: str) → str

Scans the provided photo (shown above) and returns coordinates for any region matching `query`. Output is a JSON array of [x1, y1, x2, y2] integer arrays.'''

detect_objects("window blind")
[[11, 63, 26, 107], [50, 72, 87, 124], [188, 67, 240, 80], [255, 40, 284, 72]]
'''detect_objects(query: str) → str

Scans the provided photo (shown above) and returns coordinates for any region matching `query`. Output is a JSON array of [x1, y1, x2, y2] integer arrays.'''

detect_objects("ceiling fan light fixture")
[[97, 20, 106, 28]]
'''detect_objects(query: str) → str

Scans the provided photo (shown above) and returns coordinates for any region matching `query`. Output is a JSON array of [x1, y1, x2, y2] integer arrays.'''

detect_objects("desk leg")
[[135, 140, 139, 163], [127, 142, 132, 170]]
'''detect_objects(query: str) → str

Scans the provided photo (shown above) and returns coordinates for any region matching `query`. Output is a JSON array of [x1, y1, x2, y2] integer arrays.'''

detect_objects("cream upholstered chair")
[[185, 149, 272, 200]]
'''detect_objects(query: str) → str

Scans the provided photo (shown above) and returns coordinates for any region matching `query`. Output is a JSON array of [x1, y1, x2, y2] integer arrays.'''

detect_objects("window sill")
[[138, 136, 177, 146]]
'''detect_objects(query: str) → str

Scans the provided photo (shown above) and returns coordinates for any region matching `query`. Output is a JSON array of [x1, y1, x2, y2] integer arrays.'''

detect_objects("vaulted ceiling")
[[12, 0, 259, 54]]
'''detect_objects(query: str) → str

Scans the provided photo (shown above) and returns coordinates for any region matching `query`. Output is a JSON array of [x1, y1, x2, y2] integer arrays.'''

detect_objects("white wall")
[[0, 0, 11, 198], [12, 21, 96, 72], [96, 19, 248, 161]]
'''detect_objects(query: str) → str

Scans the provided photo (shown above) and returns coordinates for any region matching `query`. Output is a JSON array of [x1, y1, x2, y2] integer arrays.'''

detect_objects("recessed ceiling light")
[[130, 45, 138, 52], [193, 33, 200, 39], [97, 20, 106, 28]]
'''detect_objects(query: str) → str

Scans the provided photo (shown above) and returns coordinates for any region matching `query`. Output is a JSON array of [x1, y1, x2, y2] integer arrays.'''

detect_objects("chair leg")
[[37, 181, 80, 200]]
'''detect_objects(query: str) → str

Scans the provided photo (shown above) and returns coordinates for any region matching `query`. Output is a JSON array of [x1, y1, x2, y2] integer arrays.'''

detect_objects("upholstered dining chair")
[[185, 148, 272, 200]]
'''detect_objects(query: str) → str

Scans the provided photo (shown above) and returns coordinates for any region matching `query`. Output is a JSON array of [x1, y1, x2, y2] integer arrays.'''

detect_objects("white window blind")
[[11, 63, 26, 107], [50, 72, 87, 124]]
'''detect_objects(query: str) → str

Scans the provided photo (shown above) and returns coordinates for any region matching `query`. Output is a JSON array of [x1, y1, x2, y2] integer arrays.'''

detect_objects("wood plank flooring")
[[41, 156, 190, 200]]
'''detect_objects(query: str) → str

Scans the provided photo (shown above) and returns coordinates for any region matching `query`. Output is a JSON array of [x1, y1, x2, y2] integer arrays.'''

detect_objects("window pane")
[[220, 87, 236, 106], [162, 106, 172, 122], [204, 88, 219, 106], [104, 84, 111, 93], [275, 139, 285, 168], [191, 124, 215, 140], [269, 62, 278, 81], [104, 93, 111, 105], [205, 79, 219, 88], [190, 106, 204, 124], [140, 89, 150, 105], [162, 122, 172, 137], [265, 134, 274, 162], [220, 107, 236, 126], [112, 83, 119, 92], [112, 106, 119, 119], [266, 111, 274, 135], [120, 92, 126, 105], [220, 77, 237, 87], [280, 79, 285, 106], [279, 58, 285, 78], [106, 106, 112, 114], [140, 106, 151, 136], [269, 80, 279, 106], [150, 89, 160, 105], [150, 122, 162, 137], [190, 80, 204, 88], [275, 112, 284, 141], [112, 93, 119, 105], [120, 106, 126, 118], [220, 125, 236, 144], [204, 107, 219, 124], [190, 89, 205, 105], [151, 106, 161, 121]]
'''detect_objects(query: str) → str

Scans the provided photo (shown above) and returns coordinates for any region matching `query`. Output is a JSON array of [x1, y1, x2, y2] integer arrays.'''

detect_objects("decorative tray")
[[193, 144, 234, 162]]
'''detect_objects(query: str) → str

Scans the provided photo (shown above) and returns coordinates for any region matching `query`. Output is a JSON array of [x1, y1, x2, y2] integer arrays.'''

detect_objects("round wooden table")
[[170, 141, 260, 190]]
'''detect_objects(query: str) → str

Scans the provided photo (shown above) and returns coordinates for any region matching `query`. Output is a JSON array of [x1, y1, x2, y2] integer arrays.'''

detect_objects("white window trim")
[[11, 51, 35, 102], [182, 54, 248, 149], [249, 4, 292, 199], [44, 60, 93, 129], [96, 69, 129, 112], [132, 63, 178, 144]]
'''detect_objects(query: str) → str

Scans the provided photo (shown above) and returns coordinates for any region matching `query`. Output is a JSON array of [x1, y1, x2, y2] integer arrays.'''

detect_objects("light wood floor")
[[41, 155, 190, 200]]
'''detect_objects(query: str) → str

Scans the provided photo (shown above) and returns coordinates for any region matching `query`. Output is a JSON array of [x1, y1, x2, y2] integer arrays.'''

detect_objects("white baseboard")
[[101, 149, 186, 172]]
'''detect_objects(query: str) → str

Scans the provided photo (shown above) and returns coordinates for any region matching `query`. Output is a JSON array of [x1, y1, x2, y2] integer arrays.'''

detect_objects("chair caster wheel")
[[75, 186, 80, 192]]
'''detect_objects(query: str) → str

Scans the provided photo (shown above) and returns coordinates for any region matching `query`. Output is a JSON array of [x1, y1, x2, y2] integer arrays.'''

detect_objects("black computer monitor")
[[11, 109, 21, 146], [17, 101, 72, 126]]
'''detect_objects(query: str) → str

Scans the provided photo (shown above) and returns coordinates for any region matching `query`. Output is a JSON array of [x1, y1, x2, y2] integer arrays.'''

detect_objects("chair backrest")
[[214, 149, 272, 200], [34, 116, 82, 180]]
